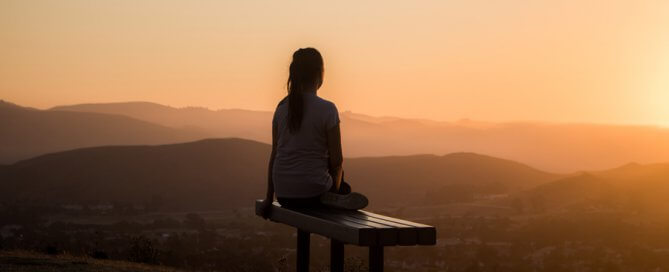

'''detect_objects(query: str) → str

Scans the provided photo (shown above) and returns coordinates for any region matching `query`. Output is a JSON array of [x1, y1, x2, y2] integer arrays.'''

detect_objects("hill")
[[0, 101, 207, 164], [0, 139, 558, 210], [0, 138, 269, 210], [0, 250, 185, 272], [517, 163, 669, 214], [52, 101, 270, 143], [518, 174, 616, 211], [595, 162, 669, 183], [346, 153, 560, 205], [52, 101, 669, 172]]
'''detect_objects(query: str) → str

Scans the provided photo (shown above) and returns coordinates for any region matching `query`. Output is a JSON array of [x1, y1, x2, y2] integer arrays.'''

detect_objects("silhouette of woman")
[[260, 48, 367, 217]]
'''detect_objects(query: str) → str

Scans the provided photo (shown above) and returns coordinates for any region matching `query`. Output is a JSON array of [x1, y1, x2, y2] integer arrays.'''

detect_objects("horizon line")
[[4, 98, 669, 129]]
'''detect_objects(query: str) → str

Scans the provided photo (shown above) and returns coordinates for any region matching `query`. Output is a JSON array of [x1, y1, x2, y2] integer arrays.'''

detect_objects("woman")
[[260, 48, 368, 217]]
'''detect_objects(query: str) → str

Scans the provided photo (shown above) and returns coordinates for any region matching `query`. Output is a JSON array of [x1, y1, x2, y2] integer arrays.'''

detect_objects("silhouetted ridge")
[[529, 173, 609, 199], [615, 162, 642, 169], [52, 101, 177, 115], [346, 153, 560, 205], [52, 101, 272, 145], [1, 138, 271, 210], [0, 99, 35, 110], [1, 139, 560, 210], [50, 101, 669, 172], [0, 100, 207, 164], [514, 165, 669, 213]]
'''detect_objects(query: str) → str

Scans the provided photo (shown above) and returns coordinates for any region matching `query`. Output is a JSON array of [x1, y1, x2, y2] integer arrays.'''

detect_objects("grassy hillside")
[[0, 251, 185, 272]]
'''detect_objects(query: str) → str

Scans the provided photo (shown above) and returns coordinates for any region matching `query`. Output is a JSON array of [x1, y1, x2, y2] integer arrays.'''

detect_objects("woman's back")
[[272, 92, 340, 198], [259, 47, 367, 215]]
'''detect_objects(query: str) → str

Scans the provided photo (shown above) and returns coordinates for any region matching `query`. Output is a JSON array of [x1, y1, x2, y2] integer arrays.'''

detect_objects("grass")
[[0, 250, 186, 272]]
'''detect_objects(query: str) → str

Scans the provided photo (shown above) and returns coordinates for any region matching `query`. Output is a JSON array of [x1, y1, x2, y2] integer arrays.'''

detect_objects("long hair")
[[286, 47, 324, 133]]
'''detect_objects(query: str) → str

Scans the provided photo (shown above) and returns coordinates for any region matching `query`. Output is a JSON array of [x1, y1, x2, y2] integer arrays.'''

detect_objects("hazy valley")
[[51, 101, 669, 172], [3, 99, 669, 271]]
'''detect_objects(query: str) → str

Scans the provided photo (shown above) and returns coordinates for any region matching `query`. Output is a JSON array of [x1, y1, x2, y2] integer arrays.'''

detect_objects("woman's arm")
[[327, 123, 344, 190], [265, 144, 277, 201], [260, 123, 278, 218]]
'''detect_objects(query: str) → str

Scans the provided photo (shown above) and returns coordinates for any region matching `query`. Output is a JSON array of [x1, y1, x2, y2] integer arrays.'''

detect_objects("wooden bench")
[[255, 200, 436, 272]]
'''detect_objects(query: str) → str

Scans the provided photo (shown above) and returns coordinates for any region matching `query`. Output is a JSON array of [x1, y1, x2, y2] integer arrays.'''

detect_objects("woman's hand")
[[259, 198, 273, 219]]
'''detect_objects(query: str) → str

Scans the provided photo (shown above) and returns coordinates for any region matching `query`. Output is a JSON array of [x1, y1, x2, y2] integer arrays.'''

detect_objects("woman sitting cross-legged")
[[259, 47, 368, 217]]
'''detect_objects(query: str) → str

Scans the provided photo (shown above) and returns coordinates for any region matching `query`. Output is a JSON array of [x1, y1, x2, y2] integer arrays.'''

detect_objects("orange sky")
[[1, 0, 668, 126]]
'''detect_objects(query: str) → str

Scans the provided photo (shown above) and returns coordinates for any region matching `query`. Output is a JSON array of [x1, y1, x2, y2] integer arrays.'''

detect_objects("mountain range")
[[3, 100, 669, 172], [2, 137, 669, 214], [0, 100, 206, 164], [0, 138, 560, 210], [50, 101, 669, 172]]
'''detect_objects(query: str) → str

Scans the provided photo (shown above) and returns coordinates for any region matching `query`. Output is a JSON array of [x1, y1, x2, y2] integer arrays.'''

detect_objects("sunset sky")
[[1, 0, 668, 126]]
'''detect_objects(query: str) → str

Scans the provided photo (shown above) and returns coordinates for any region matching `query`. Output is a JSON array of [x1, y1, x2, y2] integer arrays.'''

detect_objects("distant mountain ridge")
[[51, 101, 669, 172], [52, 101, 270, 143], [0, 100, 207, 164], [0, 100, 36, 110], [0, 138, 560, 209]]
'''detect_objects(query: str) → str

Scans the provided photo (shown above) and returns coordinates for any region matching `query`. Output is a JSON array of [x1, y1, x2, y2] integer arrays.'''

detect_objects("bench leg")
[[330, 239, 344, 272], [369, 246, 384, 272], [297, 229, 310, 272]]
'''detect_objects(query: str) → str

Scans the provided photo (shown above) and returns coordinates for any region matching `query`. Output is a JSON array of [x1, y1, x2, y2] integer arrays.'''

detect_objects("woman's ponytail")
[[286, 48, 323, 133]]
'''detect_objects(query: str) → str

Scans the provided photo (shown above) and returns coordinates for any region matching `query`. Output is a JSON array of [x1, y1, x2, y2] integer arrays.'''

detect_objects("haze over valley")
[[3, 99, 669, 172], [4, 99, 669, 271]]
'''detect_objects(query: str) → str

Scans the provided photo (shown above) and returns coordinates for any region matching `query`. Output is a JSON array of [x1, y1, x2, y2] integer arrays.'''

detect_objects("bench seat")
[[255, 199, 436, 272], [255, 199, 436, 246]]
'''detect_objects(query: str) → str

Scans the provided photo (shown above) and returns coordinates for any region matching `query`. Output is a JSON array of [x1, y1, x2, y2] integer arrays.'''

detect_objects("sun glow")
[[644, 49, 669, 128], [1, 0, 669, 126]]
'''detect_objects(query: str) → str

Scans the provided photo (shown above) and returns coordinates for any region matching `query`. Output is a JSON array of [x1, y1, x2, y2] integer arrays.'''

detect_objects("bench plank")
[[301, 209, 399, 246], [328, 210, 419, 245], [255, 200, 436, 246], [358, 211, 436, 245], [256, 200, 376, 245]]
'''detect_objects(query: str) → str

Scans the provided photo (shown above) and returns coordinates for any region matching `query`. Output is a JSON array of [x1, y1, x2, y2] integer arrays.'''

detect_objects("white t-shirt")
[[272, 92, 340, 198]]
